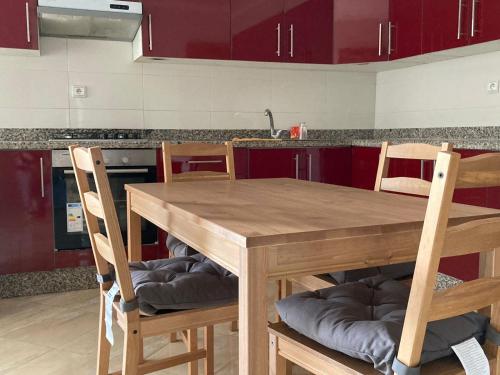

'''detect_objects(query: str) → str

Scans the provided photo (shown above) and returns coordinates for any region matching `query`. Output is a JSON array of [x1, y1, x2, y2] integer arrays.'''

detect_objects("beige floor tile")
[[0, 337, 51, 372]]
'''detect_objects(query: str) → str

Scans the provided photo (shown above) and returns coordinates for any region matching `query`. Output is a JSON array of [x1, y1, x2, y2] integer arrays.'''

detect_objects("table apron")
[[266, 229, 423, 279]]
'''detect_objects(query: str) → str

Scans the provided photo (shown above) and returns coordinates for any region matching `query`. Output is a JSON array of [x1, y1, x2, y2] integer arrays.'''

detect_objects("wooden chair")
[[69, 145, 238, 375], [291, 141, 453, 292], [162, 141, 239, 335], [269, 150, 500, 375], [162, 141, 235, 184]]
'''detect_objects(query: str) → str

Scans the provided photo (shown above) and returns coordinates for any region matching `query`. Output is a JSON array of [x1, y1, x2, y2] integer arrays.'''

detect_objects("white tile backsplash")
[[375, 50, 500, 128], [0, 37, 376, 130]]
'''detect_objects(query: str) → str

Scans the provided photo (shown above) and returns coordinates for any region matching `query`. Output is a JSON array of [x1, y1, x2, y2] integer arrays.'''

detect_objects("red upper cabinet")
[[0, 0, 38, 51], [231, 0, 284, 62], [138, 0, 231, 59], [283, 0, 334, 64], [422, 0, 471, 53], [333, 0, 390, 64], [0, 151, 54, 275], [468, 0, 500, 44], [388, 0, 423, 60]]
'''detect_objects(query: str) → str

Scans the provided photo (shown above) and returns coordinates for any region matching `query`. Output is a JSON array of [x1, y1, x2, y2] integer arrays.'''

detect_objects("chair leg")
[[276, 279, 293, 322], [170, 331, 180, 342], [96, 294, 111, 375], [230, 320, 238, 332], [122, 323, 141, 375], [188, 329, 199, 375], [269, 334, 287, 375], [204, 326, 214, 375]]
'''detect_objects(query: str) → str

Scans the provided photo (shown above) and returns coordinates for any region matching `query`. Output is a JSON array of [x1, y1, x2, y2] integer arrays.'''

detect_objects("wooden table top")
[[126, 178, 500, 248]]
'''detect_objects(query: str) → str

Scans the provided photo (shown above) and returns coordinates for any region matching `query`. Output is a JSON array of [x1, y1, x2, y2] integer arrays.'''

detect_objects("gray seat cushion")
[[167, 234, 200, 257], [276, 275, 488, 375], [129, 254, 238, 315], [328, 262, 416, 284]]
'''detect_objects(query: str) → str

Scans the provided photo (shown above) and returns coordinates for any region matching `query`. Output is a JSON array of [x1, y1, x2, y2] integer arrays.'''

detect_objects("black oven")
[[52, 149, 158, 251]]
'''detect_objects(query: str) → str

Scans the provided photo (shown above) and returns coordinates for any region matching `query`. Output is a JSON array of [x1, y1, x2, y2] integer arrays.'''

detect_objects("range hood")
[[38, 0, 142, 42]]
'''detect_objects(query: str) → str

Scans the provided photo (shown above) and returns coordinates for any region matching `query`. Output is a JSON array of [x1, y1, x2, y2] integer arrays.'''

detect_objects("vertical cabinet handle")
[[420, 160, 424, 180], [25, 2, 31, 43], [308, 154, 312, 181], [378, 23, 383, 56], [40, 158, 45, 198], [471, 0, 478, 37], [289, 24, 294, 58], [388, 22, 393, 56], [294, 154, 299, 179], [276, 23, 281, 56], [148, 14, 153, 51], [457, 0, 463, 39]]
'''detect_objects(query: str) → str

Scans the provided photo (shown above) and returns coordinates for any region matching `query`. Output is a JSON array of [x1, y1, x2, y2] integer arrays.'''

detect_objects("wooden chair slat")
[[83, 191, 104, 219], [93, 233, 115, 265], [386, 143, 452, 160], [456, 152, 500, 188], [443, 217, 500, 257], [380, 177, 432, 197], [172, 171, 231, 183], [429, 277, 500, 322], [72, 147, 94, 172], [169, 143, 228, 157]]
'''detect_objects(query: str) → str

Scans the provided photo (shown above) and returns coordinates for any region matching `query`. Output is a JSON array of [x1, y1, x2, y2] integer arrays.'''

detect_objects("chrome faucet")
[[264, 109, 284, 139]]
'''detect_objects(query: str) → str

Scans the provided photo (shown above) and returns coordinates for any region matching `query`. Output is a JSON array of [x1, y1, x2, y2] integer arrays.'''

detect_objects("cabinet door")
[[422, 0, 470, 53], [312, 147, 352, 185], [231, 0, 284, 62], [248, 148, 304, 179], [389, 0, 423, 60], [351, 147, 381, 190], [284, 0, 334, 64], [468, 0, 500, 44], [0, 0, 38, 50], [333, 0, 390, 64], [0, 151, 54, 274], [141, 0, 231, 59]]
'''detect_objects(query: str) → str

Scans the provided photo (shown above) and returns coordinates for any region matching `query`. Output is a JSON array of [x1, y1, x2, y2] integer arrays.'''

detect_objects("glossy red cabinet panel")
[[231, 0, 285, 62], [351, 147, 380, 190], [284, 0, 334, 64], [422, 0, 470, 53], [389, 0, 423, 60], [249, 148, 303, 179], [141, 0, 230, 59], [0, 0, 38, 51], [310, 147, 352, 185], [0, 151, 54, 275], [468, 0, 500, 44], [333, 0, 390, 64]]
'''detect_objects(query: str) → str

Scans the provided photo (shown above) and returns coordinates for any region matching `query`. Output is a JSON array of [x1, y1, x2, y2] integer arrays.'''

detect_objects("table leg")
[[239, 247, 268, 375], [127, 191, 142, 262]]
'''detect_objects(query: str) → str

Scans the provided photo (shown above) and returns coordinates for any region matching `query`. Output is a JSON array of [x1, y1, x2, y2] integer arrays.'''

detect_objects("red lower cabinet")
[[248, 148, 304, 179], [0, 151, 54, 274], [309, 147, 352, 185], [351, 146, 381, 190]]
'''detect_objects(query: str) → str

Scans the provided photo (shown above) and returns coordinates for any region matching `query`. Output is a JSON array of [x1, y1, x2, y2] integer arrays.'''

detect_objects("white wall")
[[0, 37, 376, 130], [376, 51, 500, 129]]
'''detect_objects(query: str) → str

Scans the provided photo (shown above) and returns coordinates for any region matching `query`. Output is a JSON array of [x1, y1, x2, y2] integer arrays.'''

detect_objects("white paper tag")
[[451, 337, 490, 375], [105, 282, 120, 346], [67, 203, 83, 233]]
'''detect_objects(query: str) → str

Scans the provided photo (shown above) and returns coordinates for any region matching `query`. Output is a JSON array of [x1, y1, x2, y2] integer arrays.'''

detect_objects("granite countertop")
[[352, 138, 500, 151]]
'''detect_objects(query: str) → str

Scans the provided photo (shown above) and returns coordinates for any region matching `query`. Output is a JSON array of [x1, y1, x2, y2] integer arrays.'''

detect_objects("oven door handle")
[[63, 168, 150, 175]]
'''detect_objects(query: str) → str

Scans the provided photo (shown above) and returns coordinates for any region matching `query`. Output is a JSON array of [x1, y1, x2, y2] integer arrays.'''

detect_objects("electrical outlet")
[[487, 81, 499, 94], [72, 85, 87, 98]]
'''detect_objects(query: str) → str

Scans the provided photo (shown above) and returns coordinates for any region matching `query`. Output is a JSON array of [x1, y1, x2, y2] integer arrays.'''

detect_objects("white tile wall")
[[0, 37, 376, 130], [376, 51, 500, 128]]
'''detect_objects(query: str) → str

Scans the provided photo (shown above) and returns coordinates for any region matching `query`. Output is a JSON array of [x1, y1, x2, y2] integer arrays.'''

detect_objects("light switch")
[[72, 85, 87, 98]]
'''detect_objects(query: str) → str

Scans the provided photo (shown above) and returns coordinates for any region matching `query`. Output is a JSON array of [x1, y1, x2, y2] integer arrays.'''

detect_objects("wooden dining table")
[[125, 177, 500, 375]]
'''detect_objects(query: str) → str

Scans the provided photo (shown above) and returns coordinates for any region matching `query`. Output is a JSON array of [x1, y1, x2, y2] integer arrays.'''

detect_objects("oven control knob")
[[121, 157, 129, 164]]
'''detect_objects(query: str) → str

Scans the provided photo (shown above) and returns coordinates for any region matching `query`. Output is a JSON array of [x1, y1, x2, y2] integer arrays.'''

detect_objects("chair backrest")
[[374, 142, 453, 196], [396, 151, 500, 371], [162, 141, 236, 184], [69, 145, 135, 303]]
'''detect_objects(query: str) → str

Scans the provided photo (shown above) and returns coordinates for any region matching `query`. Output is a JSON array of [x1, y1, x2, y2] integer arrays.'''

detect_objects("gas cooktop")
[[51, 132, 143, 141]]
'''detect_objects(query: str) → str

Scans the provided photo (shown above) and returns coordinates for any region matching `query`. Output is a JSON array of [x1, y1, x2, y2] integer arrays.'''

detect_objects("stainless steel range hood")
[[38, 0, 142, 42]]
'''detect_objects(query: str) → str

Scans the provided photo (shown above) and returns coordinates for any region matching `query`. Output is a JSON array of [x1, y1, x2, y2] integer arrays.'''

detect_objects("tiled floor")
[[0, 287, 310, 375]]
